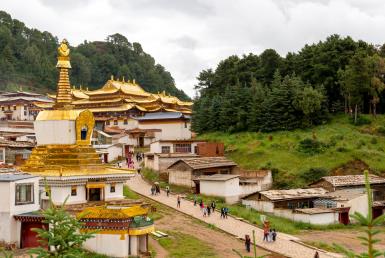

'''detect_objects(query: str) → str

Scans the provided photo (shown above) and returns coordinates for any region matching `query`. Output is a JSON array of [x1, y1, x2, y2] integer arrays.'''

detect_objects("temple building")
[[0, 91, 53, 121], [37, 76, 193, 119], [5, 39, 154, 256]]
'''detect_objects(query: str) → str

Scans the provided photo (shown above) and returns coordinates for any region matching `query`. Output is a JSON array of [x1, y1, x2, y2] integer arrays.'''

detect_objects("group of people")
[[220, 207, 229, 219], [198, 200, 217, 217], [262, 220, 277, 243], [150, 184, 161, 195], [135, 152, 144, 162]]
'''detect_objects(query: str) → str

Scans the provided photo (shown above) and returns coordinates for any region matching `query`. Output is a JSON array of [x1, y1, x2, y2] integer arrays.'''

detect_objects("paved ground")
[[126, 174, 342, 258]]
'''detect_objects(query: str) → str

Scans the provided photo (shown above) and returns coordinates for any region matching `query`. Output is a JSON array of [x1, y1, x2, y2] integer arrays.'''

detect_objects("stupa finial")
[[54, 39, 73, 109]]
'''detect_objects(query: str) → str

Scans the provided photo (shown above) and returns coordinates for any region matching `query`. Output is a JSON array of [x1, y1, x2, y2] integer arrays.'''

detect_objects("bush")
[[300, 167, 328, 183], [336, 146, 349, 152], [377, 126, 385, 135], [297, 138, 328, 155], [349, 116, 371, 126], [370, 138, 378, 145]]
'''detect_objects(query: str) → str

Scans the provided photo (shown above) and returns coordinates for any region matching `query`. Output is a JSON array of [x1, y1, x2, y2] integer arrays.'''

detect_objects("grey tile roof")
[[168, 156, 237, 170], [0, 173, 37, 182], [135, 112, 186, 121], [320, 175, 385, 187]]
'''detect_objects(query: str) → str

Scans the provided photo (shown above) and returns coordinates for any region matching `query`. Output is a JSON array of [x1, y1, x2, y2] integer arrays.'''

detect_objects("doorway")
[[339, 211, 350, 225], [21, 222, 47, 248], [88, 188, 102, 201]]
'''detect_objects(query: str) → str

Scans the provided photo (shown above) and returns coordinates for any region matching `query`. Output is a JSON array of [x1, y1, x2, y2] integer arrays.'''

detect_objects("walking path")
[[126, 175, 342, 258]]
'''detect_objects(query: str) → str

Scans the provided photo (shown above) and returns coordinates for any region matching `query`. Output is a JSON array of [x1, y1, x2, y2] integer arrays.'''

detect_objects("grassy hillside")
[[198, 114, 385, 188]]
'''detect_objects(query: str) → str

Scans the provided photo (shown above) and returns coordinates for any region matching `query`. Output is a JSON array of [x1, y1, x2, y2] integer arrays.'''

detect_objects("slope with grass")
[[198, 114, 385, 188]]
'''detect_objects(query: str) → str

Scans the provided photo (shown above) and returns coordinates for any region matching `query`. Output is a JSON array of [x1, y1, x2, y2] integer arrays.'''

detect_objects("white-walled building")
[[199, 174, 241, 204], [0, 173, 40, 248]]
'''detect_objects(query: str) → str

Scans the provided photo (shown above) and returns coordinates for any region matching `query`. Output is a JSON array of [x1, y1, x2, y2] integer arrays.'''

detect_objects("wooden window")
[[161, 146, 171, 153], [110, 184, 116, 193], [106, 121, 110, 125], [123, 119, 128, 125], [45, 186, 51, 197], [71, 186, 77, 196], [15, 183, 34, 205], [13, 106, 16, 110], [1, 106, 4, 111], [114, 120, 118, 125], [174, 144, 191, 153]]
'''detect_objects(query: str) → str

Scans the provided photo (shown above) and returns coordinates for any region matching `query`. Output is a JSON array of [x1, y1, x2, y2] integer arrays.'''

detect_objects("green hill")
[[0, 11, 189, 100], [198, 114, 385, 188]]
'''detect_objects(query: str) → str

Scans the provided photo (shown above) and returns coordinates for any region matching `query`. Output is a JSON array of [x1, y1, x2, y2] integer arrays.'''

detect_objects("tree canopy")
[[193, 34, 385, 133], [0, 11, 189, 100]]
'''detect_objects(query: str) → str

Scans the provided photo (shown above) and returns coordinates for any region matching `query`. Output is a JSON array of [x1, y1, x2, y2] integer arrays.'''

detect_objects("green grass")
[[198, 114, 385, 188], [123, 185, 140, 200], [142, 168, 192, 194], [303, 241, 342, 254], [158, 231, 217, 258]]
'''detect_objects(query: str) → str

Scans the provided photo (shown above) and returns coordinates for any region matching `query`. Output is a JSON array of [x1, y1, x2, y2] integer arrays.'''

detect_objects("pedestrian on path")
[[203, 207, 207, 217], [177, 195, 181, 208], [263, 227, 269, 242], [151, 185, 155, 195], [211, 201, 216, 213], [224, 207, 228, 218], [193, 195, 197, 206], [245, 235, 251, 252], [207, 204, 211, 216], [272, 229, 277, 242], [314, 251, 319, 258], [200, 200, 204, 211], [268, 229, 273, 242], [220, 207, 224, 218], [166, 185, 170, 197]]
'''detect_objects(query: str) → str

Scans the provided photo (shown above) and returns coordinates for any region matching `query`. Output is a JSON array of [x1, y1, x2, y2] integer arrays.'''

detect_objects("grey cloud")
[[169, 35, 198, 50]]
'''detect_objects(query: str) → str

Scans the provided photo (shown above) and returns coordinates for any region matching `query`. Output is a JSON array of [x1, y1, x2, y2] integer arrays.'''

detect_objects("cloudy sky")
[[2, 0, 385, 96]]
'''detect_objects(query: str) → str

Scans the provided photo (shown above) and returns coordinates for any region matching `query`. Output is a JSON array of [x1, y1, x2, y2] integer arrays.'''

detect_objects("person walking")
[[166, 185, 170, 197], [150, 185, 155, 195], [177, 195, 181, 208], [193, 195, 197, 206], [263, 227, 269, 242], [268, 229, 273, 242], [200, 200, 204, 211], [224, 207, 228, 218], [203, 207, 207, 217], [245, 235, 251, 252], [207, 204, 211, 216], [272, 229, 277, 242], [314, 251, 320, 258], [211, 201, 216, 213]]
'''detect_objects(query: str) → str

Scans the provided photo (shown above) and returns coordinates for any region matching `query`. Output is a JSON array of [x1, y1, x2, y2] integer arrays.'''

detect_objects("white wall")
[[44, 185, 86, 205], [239, 183, 262, 198], [107, 145, 123, 162], [35, 120, 76, 145], [273, 209, 338, 225], [105, 183, 124, 200], [10, 177, 40, 215], [200, 178, 240, 200], [169, 169, 193, 187], [139, 122, 191, 141], [242, 199, 275, 213], [84, 233, 130, 257]]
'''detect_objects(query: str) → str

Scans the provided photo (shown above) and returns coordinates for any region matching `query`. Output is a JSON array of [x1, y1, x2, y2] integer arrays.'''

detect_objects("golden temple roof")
[[54, 39, 73, 109], [36, 109, 83, 121], [79, 205, 149, 219]]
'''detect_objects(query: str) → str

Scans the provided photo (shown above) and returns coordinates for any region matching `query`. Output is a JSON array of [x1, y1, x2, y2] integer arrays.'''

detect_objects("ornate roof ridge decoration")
[[54, 39, 74, 110]]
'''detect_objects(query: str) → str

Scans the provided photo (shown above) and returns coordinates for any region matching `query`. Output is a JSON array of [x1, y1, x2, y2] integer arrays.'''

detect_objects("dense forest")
[[0, 11, 189, 100], [193, 35, 385, 133]]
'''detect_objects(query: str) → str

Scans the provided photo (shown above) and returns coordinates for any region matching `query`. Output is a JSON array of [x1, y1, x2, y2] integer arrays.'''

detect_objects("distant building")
[[242, 188, 338, 225], [0, 91, 53, 121], [0, 138, 34, 165], [167, 157, 237, 189], [0, 172, 40, 248]]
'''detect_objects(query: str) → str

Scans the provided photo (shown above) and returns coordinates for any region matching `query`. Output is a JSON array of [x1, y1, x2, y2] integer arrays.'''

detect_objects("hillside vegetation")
[[198, 114, 385, 188], [0, 11, 188, 100]]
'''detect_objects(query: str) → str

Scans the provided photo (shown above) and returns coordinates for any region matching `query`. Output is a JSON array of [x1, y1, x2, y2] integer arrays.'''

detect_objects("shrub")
[[377, 126, 385, 135], [349, 116, 371, 126], [336, 146, 349, 152], [300, 168, 328, 184], [297, 138, 328, 155], [370, 138, 378, 145]]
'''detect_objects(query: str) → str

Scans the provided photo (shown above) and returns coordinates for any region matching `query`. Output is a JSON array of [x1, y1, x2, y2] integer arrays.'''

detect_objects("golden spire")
[[54, 39, 73, 109]]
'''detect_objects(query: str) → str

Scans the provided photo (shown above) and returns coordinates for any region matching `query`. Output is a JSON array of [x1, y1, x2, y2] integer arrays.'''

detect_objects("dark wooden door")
[[21, 222, 46, 248], [339, 212, 349, 225], [373, 207, 383, 219]]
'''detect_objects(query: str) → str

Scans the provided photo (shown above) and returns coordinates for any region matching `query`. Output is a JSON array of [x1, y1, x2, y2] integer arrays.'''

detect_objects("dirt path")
[[298, 229, 385, 254], [149, 237, 169, 258], [127, 174, 341, 258], [149, 197, 280, 258]]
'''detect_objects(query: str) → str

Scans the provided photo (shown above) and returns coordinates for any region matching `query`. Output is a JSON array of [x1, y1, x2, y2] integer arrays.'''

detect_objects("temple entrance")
[[21, 222, 47, 248], [139, 137, 144, 147], [86, 183, 105, 202]]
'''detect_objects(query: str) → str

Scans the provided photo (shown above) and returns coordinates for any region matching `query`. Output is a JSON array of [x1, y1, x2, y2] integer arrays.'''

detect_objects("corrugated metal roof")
[[136, 112, 186, 121], [0, 173, 37, 182], [253, 188, 327, 201], [168, 156, 237, 170], [320, 175, 385, 187]]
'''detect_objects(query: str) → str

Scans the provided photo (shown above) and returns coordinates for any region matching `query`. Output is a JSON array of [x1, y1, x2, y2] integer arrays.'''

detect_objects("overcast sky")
[[2, 0, 385, 96]]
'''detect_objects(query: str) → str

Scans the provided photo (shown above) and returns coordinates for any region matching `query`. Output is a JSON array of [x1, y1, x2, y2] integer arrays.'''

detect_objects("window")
[[123, 119, 128, 125], [110, 184, 116, 193], [7, 105, 10, 110], [71, 186, 77, 196], [114, 120, 118, 125], [174, 144, 191, 153], [1, 106, 4, 111], [106, 121, 110, 125], [161, 146, 171, 153], [15, 183, 34, 205], [81, 126, 88, 140], [184, 122, 188, 128], [45, 186, 51, 197], [287, 202, 295, 209], [13, 106, 16, 111]]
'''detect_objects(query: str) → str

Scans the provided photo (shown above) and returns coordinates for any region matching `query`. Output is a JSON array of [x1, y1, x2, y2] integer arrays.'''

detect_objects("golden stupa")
[[20, 39, 133, 177]]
